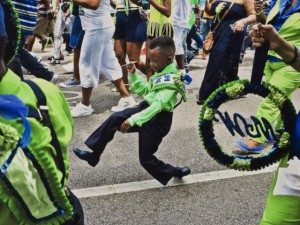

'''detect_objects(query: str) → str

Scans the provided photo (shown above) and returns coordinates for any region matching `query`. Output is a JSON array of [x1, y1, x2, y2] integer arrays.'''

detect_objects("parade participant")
[[0, 1, 83, 223], [249, 23, 300, 225], [250, 24, 300, 71], [235, 0, 300, 152], [73, 36, 192, 186], [70, 0, 137, 117], [112, 0, 147, 88], [132, 0, 173, 78]]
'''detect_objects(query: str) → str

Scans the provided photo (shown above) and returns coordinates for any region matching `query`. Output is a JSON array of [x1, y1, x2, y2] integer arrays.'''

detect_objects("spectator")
[[26, 0, 55, 52], [197, 0, 256, 105], [172, 0, 195, 73], [9, 0, 58, 83], [60, 3, 83, 88], [198, 0, 214, 60], [49, 0, 75, 65]]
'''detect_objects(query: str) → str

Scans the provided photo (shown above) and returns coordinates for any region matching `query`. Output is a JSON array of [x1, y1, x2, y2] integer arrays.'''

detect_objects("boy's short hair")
[[149, 36, 175, 57]]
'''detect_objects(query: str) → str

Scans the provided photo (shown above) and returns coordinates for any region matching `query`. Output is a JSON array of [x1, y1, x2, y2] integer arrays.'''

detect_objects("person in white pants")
[[71, 0, 137, 117], [50, 0, 74, 65]]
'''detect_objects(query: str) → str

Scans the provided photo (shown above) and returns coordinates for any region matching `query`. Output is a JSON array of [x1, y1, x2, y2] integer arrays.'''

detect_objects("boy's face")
[[148, 47, 172, 73]]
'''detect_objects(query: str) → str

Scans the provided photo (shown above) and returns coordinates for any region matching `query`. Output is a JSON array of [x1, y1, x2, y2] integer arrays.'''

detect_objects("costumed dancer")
[[0, 1, 83, 224], [73, 36, 192, 186], [250, 23, 300, 225]]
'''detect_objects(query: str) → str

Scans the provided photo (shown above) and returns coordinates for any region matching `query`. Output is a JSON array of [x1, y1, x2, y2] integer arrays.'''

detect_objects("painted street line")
[[72, 164, 277, 199]]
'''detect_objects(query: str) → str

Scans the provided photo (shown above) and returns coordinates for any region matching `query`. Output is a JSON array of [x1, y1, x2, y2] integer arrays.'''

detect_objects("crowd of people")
[[1, 0, 300, 223]]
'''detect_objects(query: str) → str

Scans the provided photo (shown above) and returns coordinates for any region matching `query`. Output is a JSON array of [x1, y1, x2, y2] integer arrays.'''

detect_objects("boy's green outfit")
[[128, 63, 186, 126], [0, 70, 78, 225], [76, 63, 191, 186]]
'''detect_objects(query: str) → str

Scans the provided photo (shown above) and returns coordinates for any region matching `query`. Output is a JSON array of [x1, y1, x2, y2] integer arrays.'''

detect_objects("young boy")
[[73, 36, 191, 186]]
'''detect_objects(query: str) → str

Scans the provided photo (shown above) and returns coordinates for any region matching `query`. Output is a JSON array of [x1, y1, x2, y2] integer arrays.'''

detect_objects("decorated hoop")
[[199, 79, 297, 171]]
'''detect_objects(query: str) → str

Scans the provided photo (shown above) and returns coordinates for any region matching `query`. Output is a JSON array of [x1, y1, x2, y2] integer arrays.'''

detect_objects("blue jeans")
[[186, 24, 203, 50], [9, 34, 54, 81], [199, 17, 213, 41]]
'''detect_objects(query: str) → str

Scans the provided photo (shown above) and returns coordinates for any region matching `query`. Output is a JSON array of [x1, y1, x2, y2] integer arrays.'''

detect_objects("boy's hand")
[[120, 120, 131, 133], [122, 61, 137, 74]]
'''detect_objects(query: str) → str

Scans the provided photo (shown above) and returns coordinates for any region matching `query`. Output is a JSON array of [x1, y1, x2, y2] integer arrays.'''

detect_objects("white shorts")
[[80, 26, 122, 88], [173, 26, 189, 55]]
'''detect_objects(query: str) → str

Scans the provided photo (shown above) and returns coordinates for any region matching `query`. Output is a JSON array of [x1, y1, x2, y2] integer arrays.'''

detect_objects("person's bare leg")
[[175, 54, 185, 70], [73, 48, 81, 82], [145, 38, 153, 79], [81, 87, 93, 106], [127, 41, 146, 75], [114, 39, 128, 84], [26, 35, 35, 51], [244, 139, 262, 147], [112, 78, 130, 98], [26, 34, 45, 51], [35, 33, 45, 42]]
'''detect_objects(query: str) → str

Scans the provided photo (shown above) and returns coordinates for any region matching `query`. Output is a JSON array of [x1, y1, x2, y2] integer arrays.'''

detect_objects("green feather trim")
[[2, 0, 21, 66], [231, 158, 251, 171], [267, 84, 288, 108], [0, 123, 73, 224], [150, 83, 187, 102], [147, 22, 174, 37]]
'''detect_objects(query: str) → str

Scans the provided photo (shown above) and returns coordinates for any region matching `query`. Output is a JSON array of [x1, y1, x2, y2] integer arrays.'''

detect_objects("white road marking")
[[61, 91, 82, 101], [72, 164, 277, 199]]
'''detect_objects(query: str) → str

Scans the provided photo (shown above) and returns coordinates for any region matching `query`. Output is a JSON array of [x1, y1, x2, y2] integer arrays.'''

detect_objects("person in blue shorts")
[[113, 0, 147, 88], [60, 3, 84, 88]]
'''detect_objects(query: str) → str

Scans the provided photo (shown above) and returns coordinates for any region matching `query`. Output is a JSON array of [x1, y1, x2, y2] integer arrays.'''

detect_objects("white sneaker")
[[111, 96, 137, 112], [71, 103, 94, 117], [50, 73, 59, 84], [62, 50, 73, 56], [62, 62, 74, 72]]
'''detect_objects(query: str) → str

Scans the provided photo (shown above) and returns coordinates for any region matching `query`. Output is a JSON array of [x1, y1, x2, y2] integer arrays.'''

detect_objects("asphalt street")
[[26, 42, 300, 225]]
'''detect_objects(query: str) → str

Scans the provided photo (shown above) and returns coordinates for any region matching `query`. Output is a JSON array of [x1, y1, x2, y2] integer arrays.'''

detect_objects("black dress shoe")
[[174, 166, 191, 179], [73, 147, 99, 167], [196, 99, 205, 105]]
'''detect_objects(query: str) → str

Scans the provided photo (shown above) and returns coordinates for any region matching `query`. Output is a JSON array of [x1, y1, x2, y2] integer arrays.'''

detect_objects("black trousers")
[[85, 101, 177, 185]]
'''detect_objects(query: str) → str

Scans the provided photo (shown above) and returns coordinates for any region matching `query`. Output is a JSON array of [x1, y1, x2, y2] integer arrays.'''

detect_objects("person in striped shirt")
[[26, 0, 55, 52], [9, 0, 58, 82]]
